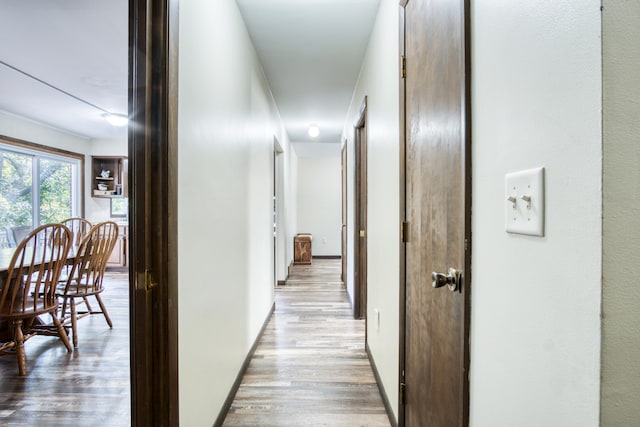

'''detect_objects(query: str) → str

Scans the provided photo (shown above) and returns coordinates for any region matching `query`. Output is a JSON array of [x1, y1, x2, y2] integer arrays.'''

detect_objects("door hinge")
[[400, 382, 407, 405], [136, 269, 157, 291], [402, 221, 410, 242], [464, 238, 468, 252], [401, 56, 406, 79]]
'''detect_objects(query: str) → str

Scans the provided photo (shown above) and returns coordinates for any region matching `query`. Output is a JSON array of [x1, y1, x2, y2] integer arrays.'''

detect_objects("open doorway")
[[353, 97, 368, 320], [0, 1, 140, 423], [274, 137, 286, 287]]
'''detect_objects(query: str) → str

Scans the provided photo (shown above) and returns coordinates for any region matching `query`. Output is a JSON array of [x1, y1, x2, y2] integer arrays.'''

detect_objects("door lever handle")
[[431, 268, 461, 292]]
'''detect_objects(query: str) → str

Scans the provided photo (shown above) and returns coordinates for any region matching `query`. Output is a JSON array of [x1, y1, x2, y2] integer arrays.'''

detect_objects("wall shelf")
[[91, 156, 128, 199]]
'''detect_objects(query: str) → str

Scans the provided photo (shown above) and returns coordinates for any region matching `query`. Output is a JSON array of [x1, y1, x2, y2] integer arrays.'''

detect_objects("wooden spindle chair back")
[[57, 221, 118, 348], [0, 223, 73, 375], [61, 217, 92, 248]]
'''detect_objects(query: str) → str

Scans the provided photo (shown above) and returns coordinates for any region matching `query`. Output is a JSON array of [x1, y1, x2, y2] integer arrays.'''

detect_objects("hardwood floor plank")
[[0, 271, 130, 426], [223, 259, 391, 427], [1, 261, 391, 426]]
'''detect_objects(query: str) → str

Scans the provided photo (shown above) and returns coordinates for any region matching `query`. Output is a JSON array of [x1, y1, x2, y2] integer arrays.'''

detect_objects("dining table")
[[0, 246, 77, 341], [0, 247, 27, 276], [0, 246, 77, 278]]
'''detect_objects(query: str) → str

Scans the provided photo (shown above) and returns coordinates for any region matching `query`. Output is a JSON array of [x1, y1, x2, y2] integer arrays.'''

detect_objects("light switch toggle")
[[504, 167, 545, 236]]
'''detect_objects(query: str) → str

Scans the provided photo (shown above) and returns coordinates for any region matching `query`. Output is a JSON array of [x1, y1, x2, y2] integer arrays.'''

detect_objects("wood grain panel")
[[128, 0, 179, 424], [223, 259, 391, 427], [402, 0, 471, 425]]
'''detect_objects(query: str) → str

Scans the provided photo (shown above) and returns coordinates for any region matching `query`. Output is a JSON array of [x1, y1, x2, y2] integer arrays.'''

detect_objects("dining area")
[[0, 218, 120, 374], [0, 130, 132, 423], [0, 218, 131, 425]]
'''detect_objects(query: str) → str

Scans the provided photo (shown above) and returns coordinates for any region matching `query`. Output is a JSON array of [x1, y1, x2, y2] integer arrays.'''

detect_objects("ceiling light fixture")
[[308, 125, 320, 138], [103, 113, 129, 127], [0, 60, 128, 127]]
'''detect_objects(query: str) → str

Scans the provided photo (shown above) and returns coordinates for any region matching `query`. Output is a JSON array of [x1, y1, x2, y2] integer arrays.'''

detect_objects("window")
[[110, 197, 128, 218], [0, 136, 84, 248]]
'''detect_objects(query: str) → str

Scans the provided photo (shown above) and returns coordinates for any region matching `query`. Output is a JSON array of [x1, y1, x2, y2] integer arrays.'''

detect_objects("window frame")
[[0, 134, 85, 225]]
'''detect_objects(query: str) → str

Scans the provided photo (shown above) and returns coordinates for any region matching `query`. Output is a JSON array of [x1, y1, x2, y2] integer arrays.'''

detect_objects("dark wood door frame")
[[341, 140, 347, 284], [129, 0, 179, 425], [398, 5, 407, 425], [353, 97, 368, 320], [273, 149, 277, 287], [273, 137, 284, 287]]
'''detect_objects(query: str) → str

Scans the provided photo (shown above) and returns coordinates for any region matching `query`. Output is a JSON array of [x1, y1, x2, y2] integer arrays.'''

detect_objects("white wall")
[[0, 110, 90, 153], [601, 0, 640, 424], [341, 0, 400, 419], [177, 0, 294, 424], [470, 2, 602, 426], [296, 153, 341, 256]]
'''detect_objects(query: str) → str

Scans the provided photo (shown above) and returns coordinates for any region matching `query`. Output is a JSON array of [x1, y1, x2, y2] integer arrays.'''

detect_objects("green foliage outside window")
[[0, 151, 33, 229], [39, 158, 72, 224], [0, 149, 75, 247]]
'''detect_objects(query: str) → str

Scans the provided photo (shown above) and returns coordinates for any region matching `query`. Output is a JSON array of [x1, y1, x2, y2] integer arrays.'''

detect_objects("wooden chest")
[[293, 233, 312, 265]]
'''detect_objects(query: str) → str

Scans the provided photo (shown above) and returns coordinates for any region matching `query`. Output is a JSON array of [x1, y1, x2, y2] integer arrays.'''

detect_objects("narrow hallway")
[[223, 259, 391, 426]]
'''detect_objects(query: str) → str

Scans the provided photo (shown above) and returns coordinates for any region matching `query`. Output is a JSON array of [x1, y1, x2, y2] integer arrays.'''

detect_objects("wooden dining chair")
[[56, 221, 118, 348], [60, 217, 92, 247], [0, 223, 73, 376]]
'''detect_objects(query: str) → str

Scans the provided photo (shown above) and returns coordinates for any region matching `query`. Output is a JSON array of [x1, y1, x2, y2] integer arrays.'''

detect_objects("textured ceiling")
[[0, 0, 380, 145]]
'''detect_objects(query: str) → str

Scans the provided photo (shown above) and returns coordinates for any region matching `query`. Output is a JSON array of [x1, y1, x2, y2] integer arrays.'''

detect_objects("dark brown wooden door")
[[400, 0, 471, 425], [341, 143, 348, 283], [354, 98, 368, 320]]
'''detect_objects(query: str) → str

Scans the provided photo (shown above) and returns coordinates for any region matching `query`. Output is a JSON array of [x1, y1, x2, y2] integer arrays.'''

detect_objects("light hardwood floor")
[[0, 271, 130, 427], [0, 260, 391, 426], [223, 259, 391, 427]]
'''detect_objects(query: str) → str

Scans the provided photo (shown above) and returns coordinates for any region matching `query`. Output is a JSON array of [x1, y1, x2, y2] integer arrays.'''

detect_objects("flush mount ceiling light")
[[103, 113, 129, 127], [0, 60, 128, 128], [308, 125, 320, 138]]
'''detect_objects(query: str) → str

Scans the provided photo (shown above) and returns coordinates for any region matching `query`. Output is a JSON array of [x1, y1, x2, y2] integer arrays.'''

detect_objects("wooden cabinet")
[[107, 223, 128, 268], [294, 233, 312, 265], [92, 156, 128, 198]]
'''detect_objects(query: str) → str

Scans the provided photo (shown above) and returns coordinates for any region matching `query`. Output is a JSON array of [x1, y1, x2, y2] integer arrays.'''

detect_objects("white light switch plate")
[[505, 167, 545, 236]]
